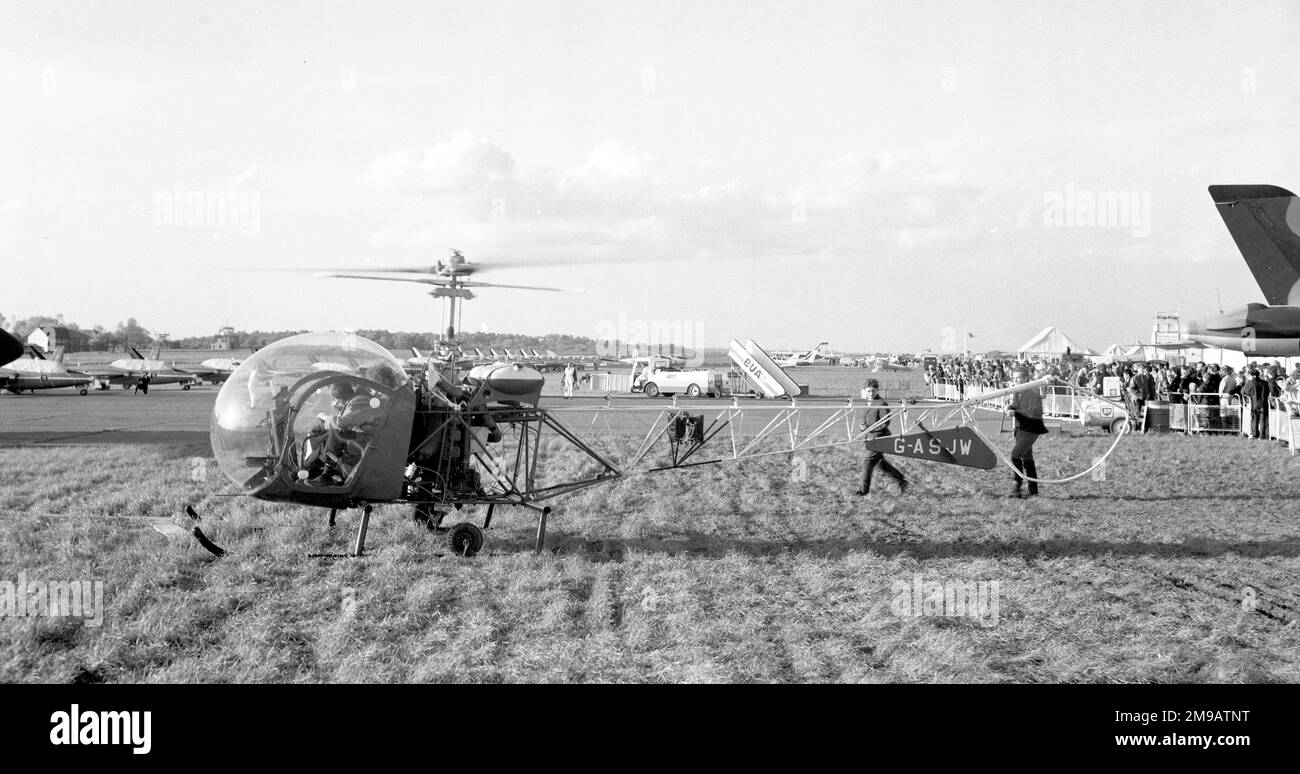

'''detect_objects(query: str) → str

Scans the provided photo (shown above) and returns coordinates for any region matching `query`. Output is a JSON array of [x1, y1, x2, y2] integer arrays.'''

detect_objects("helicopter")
[[196, 251, 618, 558], [190, 251, 1120, 560]]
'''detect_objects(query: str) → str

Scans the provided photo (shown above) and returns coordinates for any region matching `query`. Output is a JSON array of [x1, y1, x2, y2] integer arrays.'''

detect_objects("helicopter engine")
[[405, 362, 545, 502]]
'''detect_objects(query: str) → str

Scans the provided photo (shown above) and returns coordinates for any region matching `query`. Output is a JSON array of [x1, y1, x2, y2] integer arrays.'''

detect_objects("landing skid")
[[183, 501, 553, 560], [183, 505, 226, 557]]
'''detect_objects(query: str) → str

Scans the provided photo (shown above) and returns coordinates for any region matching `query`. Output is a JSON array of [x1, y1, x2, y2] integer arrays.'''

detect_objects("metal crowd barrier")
[[1267, 396, 1300, 454], [929, 379, 962, 401], [1184, 392, 1242, 435], [929, 378, 1010, 404], [588, 372, 631, 393]]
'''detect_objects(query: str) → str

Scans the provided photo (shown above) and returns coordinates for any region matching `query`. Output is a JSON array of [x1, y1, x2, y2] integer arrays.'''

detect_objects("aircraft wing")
[[74, 366, 135, 377]]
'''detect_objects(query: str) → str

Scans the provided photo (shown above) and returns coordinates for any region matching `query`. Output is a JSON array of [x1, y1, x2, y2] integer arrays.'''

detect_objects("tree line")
[[0, 313, 603, 353]]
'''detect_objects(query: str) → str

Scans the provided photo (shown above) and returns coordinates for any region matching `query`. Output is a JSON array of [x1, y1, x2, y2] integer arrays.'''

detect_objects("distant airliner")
[[773, 342, 835, 367]]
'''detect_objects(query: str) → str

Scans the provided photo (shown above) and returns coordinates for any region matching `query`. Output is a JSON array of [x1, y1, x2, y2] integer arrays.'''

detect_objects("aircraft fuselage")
[[1183, 303, 1300, 355]]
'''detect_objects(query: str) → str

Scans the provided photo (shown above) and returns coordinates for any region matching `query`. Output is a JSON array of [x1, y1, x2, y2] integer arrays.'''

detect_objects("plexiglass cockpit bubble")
[[211, 331, 410, 493]]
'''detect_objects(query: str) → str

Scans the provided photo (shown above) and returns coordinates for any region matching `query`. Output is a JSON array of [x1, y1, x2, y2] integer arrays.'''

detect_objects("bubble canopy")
[[211, 332, 411, 492]]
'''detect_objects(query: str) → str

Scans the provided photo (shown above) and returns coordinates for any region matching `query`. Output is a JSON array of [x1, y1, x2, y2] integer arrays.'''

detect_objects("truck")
[[628, 356, 724, 398]]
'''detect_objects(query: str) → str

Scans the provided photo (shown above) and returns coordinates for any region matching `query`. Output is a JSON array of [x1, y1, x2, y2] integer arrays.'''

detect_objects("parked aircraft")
[[773, 342, 837, 367], [0, 328, 22, 367], [1184, 185, 1300, 355], [184, 357, 243, 384], [0, 345, 94, 395], [77, 345, 200, 390]]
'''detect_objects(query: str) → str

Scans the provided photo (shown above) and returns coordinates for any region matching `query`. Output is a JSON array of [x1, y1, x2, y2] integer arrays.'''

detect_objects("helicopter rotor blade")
[[458, 281, 580, 293], [315, 272, 455, 286], [317, 272, 579, 293]]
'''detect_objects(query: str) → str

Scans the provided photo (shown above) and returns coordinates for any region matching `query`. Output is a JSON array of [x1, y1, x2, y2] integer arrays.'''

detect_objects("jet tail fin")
[[27, 345, 47, 360], [0, 329, 22, 367], [129, 346, 146, 360], [52, 345, 66, 365], [1209, 185, 1300, 305]]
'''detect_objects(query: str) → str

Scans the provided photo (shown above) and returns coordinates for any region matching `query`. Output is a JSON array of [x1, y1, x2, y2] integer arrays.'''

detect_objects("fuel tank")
[[468, 363, 544, 406]]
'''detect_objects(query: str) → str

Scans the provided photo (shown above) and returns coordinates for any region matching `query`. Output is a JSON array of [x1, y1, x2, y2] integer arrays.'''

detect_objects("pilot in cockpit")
[[302, 381, 385, 484]]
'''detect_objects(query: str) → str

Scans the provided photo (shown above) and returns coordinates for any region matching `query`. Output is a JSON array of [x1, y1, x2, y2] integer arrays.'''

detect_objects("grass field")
[[2, 423, 1298, 683]]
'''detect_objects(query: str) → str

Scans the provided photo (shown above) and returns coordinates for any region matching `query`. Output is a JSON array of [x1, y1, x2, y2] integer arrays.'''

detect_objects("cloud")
[[360, 132, 1005, 268], [366, 131, 517, 193], [561, 141, 658, 191], [1, 196, 30, 218]]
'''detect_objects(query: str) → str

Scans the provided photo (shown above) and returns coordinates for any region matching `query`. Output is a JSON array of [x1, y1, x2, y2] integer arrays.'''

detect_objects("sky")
[[2, 0, 1299, 354]]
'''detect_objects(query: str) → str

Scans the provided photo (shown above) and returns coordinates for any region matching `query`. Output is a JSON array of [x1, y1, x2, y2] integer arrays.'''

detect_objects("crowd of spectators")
[[924, 355, 1300, 440]]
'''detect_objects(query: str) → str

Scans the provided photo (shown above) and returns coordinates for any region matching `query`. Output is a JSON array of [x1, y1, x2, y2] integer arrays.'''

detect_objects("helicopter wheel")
[[448, 522, 484, 557], [413, 504, 446, 531], [79, 388, 88, 396]]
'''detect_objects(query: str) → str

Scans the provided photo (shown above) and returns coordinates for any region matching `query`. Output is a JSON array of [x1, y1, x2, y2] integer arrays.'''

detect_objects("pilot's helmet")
[[330, 382, 356, 401]]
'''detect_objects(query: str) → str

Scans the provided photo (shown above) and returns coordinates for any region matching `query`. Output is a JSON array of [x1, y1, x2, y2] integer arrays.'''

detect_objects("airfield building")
[[211, 326, 238, 350], [26, 326, 92, 354], [1152, 312, 1182, 345]]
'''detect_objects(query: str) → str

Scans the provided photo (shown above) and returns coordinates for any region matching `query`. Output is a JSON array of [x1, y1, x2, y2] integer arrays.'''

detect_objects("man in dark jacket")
[[1243, 369, 1271, 439], [1127, 364, 1155, 418], [856, 379, 907, 496], [1007, 368, 1048, 497]]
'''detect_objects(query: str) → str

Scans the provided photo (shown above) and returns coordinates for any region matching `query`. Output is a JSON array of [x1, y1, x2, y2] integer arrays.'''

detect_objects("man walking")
[[856, 379, 907, 496], [562, 362, 578, 399], [1007, 368, 1048, 497]]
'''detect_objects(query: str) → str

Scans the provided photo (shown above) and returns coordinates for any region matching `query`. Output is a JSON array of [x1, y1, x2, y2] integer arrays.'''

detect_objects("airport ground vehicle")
[[1079, 394, 1131, 434], [627, 356, 724, 398]]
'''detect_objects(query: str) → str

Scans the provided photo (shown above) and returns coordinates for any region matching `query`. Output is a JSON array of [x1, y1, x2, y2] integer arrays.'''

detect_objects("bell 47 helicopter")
[[192, 251, 1122, 559], [196, 251, 627, 558]]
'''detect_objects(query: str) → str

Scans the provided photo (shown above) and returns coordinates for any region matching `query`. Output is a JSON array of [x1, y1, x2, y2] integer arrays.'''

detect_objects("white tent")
[[1017, 326, 1095, 359]]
